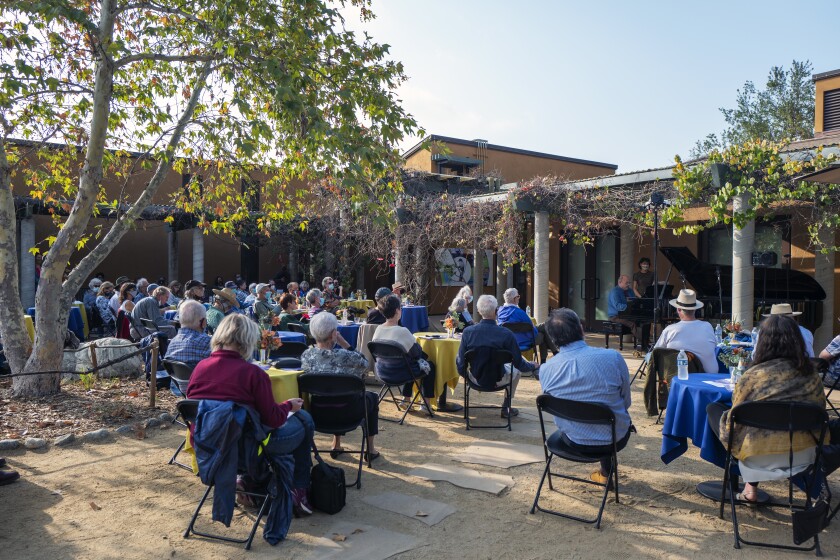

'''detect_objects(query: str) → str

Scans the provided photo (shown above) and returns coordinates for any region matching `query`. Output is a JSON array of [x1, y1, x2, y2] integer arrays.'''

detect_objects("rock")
[[144, 417, 161, 428], [54, 433, 76, 447], [115, 425, 134, 435], [158, 413, 174, 423], [24, 437, 47, 450], [0, 439, 19, 450], [82, 428, 111, 443], [75, 338, 143, 378]]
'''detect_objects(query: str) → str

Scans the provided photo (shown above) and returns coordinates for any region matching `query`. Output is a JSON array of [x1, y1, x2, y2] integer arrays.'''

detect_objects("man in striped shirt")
[[538, 308, 632, 485]]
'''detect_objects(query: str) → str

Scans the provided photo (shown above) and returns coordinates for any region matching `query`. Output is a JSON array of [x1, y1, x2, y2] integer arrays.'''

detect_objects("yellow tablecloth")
[[72, 302, 89, 338], [341, 299, 376, 312], [24, 315, 35, 341], [266, 367, 305, 403], [414, 332, 461, 398]]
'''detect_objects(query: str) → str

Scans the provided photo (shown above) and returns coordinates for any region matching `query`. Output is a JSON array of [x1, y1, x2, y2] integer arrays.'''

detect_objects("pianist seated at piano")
[[653, 289, 718, 373], [608, 275, 642, 348]]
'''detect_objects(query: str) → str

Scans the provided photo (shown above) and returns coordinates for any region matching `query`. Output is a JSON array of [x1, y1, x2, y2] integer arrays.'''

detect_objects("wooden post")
[[149, 339, 158, 409], [88, 340, 98, 383]]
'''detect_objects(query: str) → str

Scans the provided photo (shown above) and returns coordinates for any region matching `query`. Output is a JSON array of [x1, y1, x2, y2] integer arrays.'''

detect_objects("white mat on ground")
[[407, 463, 513, 495], [362, 491, 455, 526], [517, 406, 553, 423], [302, 521, 419, 560], [453, 441, 545, 468], [511, 419, 551, 440]]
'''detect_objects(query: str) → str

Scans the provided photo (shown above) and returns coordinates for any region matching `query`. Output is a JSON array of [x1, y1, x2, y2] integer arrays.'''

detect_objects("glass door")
[[561, 232, 619, 330]]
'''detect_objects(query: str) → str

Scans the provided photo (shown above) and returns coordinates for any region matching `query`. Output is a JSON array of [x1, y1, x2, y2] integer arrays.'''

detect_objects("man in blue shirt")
[[539, 308, 632, 485], [165, 300, 212, 367], [496, 288, 539, 350], [457, 295, 538, 418], [607, 274, 642, 348]]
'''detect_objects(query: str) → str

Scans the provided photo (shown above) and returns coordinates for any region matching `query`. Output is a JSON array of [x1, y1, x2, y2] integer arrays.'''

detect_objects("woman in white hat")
[[653, 289, 718, 373]]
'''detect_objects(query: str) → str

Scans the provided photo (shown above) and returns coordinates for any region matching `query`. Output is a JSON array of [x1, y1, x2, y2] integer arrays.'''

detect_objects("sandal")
[[364, 451, 381, 463], [735, 491, 759, 506], [329, 447, 345, 459]]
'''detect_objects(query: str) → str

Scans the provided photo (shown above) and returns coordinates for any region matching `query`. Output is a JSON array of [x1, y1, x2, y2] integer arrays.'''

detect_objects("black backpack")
[[310, 443, 346, 514]]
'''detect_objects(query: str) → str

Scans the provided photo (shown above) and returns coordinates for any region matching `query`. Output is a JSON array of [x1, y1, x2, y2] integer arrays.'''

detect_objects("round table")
[[414, 332, 461, 399], [337, 322, 361, 349], [72, 301, 89, 338], [342, 299, 375, 312], [24, 315, 35, 341], [275, 331, 306, 345], [28, 306, 85, 341], [401, 305, 429, 334], [266, 366, 305, 403]]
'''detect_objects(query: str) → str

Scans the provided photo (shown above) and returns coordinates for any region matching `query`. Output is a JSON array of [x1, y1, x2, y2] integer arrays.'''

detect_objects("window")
[[700, 217, 790, 269], [825, 88, 840, 132]]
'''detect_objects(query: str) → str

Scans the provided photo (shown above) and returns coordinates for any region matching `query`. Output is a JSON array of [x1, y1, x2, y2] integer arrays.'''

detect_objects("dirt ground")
[[2, 336, 839, 559]]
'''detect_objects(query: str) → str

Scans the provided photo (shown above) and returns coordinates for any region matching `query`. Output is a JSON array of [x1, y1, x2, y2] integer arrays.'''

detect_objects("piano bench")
[[602, 321, 634, 351]]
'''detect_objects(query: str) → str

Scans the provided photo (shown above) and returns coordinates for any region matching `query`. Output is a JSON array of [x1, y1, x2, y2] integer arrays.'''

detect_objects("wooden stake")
[[149, 339, 158, 409]]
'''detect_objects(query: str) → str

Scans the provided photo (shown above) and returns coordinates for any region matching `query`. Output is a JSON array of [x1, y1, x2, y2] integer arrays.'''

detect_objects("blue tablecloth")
[[337, 323, 360, 350], [661, 373, 733, 469], [276, 331, 306, 345], [27, 306, 85, 341], [715, 343, 753, 373], [400, 305, 429, 334], [164, 310, 178, 321]]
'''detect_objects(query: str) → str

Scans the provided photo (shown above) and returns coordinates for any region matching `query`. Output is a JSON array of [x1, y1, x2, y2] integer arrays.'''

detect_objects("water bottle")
[[750, 327, 758, 346], [714, 324, 722, 344], [677, 349, 689, 380], [526, 305, 532, 317]]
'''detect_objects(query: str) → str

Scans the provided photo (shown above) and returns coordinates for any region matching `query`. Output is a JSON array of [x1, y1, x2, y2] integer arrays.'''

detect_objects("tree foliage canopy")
[[691, 60, 815, 158]]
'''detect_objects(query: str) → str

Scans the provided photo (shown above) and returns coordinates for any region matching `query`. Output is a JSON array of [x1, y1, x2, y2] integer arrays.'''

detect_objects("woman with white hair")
[[304, 288, 323, 319], [457, 286, 474, 324], [445, 297, 473, 332], [301, 313, 381, 461], [187, 313, 315, 516]]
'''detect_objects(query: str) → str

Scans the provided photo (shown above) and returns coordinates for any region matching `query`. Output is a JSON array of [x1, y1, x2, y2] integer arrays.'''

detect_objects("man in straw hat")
[[758, 303, 814, 357], [653, 289, 717, 373], [207, 287, 240, 331]]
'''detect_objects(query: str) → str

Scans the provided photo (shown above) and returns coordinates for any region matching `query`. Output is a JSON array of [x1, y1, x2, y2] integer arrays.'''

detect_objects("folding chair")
[[641, 348, 702, 423], [529, 395, 620, 529], [270, 341, 308, 359], [812, 358, 840, 418], [183, 403, 275, 550], [271, 357, 302, 369], [287, 323, 315, 346], [462, 348, 515, 431], [298, 373, 370, 489], [367, 340, 433, 425], [720, 401, 829, 555], [501, 322, 539, 366], [139, 317, 159, 334], [170, 399, 198, 471], [162, 359, 195, 398]]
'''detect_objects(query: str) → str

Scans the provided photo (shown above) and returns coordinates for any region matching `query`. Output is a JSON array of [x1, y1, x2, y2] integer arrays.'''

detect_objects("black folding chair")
[[270, 341, 308, 359], [529, 395, 620, 529], [183, 402, 274, 550], [272, 357, 302, 369], [641, 348, 702, 423], [501, 322, 539, 366], [287, 323, 315, 346], [462, 348, 515, 431], [298, 373, 370, 489], [813, 357, 840, 418], [719, 401, 829, 555], [139, 317, 159, 335], [367, 340, 433, 425], [169, 398, 198, 471]]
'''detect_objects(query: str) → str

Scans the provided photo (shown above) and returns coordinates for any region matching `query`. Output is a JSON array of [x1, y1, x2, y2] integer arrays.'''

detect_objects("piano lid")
[[658, 247, 826, 301]]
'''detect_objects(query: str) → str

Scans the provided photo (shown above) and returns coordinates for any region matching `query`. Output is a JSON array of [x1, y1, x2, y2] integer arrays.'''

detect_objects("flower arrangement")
[[443, 316, 457, 331], [259, 312, 281, 332], [260, 329, 282, 351], [723, 320, 742, 335], [721, 346, 752, 368]]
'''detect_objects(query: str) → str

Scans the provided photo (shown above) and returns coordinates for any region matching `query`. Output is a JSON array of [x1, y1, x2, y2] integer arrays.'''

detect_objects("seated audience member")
[[83, 278, 102, 316], [304, 288, 324, 319], [301, 312, 380, 461], [539, 308, 632, 484], [372, 295, 437, 413], [164, 300, 212, 367], [136, 277, 150, 298], [253, 283, 274, 324], [366, 287, 392, 325], [277, 293, 307, 333], [391, 281, 405, 297], [758, 303, 815, 357], [496, 288, 537, 348], [180, 279, 206, 306], [206, 288, 240, 331], [653, 289, 717, 373], [608, 274, 642, 347], [710, 314, 840, 504], [95, 282, 117, 336], [244, 283, 258, 306], [299, 281, 310, 298], [321, 276, 342, 310], [445, 297, 473, 333], [187, 313, 314, 516], [118, 282, 138, 314], [167, 281, 183, 306], [131, 286, 177, 339], [456, 295, 537, 418], [110, 275, 130, 316], [213, 275, 225, 290], [820, 318, 840, 386], [457, 285, 474, 324], [287, 282, 300, 299]]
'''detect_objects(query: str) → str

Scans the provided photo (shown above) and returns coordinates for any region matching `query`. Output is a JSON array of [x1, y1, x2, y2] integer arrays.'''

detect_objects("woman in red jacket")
[[187, 313, 314, 515]]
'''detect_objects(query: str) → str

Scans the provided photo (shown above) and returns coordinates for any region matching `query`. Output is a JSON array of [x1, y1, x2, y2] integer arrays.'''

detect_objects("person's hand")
[[287, 398, 304, 412], [336, 332, 350, 349]]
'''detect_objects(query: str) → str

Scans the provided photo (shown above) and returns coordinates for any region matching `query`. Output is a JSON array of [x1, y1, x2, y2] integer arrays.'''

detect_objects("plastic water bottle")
[[750, 327, 758, 346], [677, 349, 689, 380], [714, 324, 722, 344], [526, 305, 532, 317]]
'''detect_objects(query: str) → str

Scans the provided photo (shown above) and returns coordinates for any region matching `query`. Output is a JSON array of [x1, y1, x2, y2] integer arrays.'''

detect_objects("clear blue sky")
[[349, 1, 840, 174]]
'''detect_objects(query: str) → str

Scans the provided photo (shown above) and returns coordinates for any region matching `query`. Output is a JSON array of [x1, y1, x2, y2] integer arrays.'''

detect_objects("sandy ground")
[[2, 335, 839, 559]]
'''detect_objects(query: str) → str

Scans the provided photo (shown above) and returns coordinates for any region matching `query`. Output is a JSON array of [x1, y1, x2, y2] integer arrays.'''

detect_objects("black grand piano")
[[653, 246, 826, 332]]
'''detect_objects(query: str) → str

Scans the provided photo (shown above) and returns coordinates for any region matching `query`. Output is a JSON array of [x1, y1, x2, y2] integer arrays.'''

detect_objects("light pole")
[[645, 191, 669, 345]]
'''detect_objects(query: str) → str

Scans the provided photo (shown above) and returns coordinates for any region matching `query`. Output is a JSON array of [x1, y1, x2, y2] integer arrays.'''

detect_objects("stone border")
[[0, 412, 176, 453]]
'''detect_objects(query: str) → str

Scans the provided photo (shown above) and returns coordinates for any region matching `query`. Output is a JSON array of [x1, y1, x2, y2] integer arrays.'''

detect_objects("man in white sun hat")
[[758, 303, 814, 357], [653, 289, 717, 373]]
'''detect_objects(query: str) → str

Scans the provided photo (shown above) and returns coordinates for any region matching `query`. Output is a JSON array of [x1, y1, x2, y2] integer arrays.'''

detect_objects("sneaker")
[[291, 488, 313, 516], [501, 407, 519, 418]]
